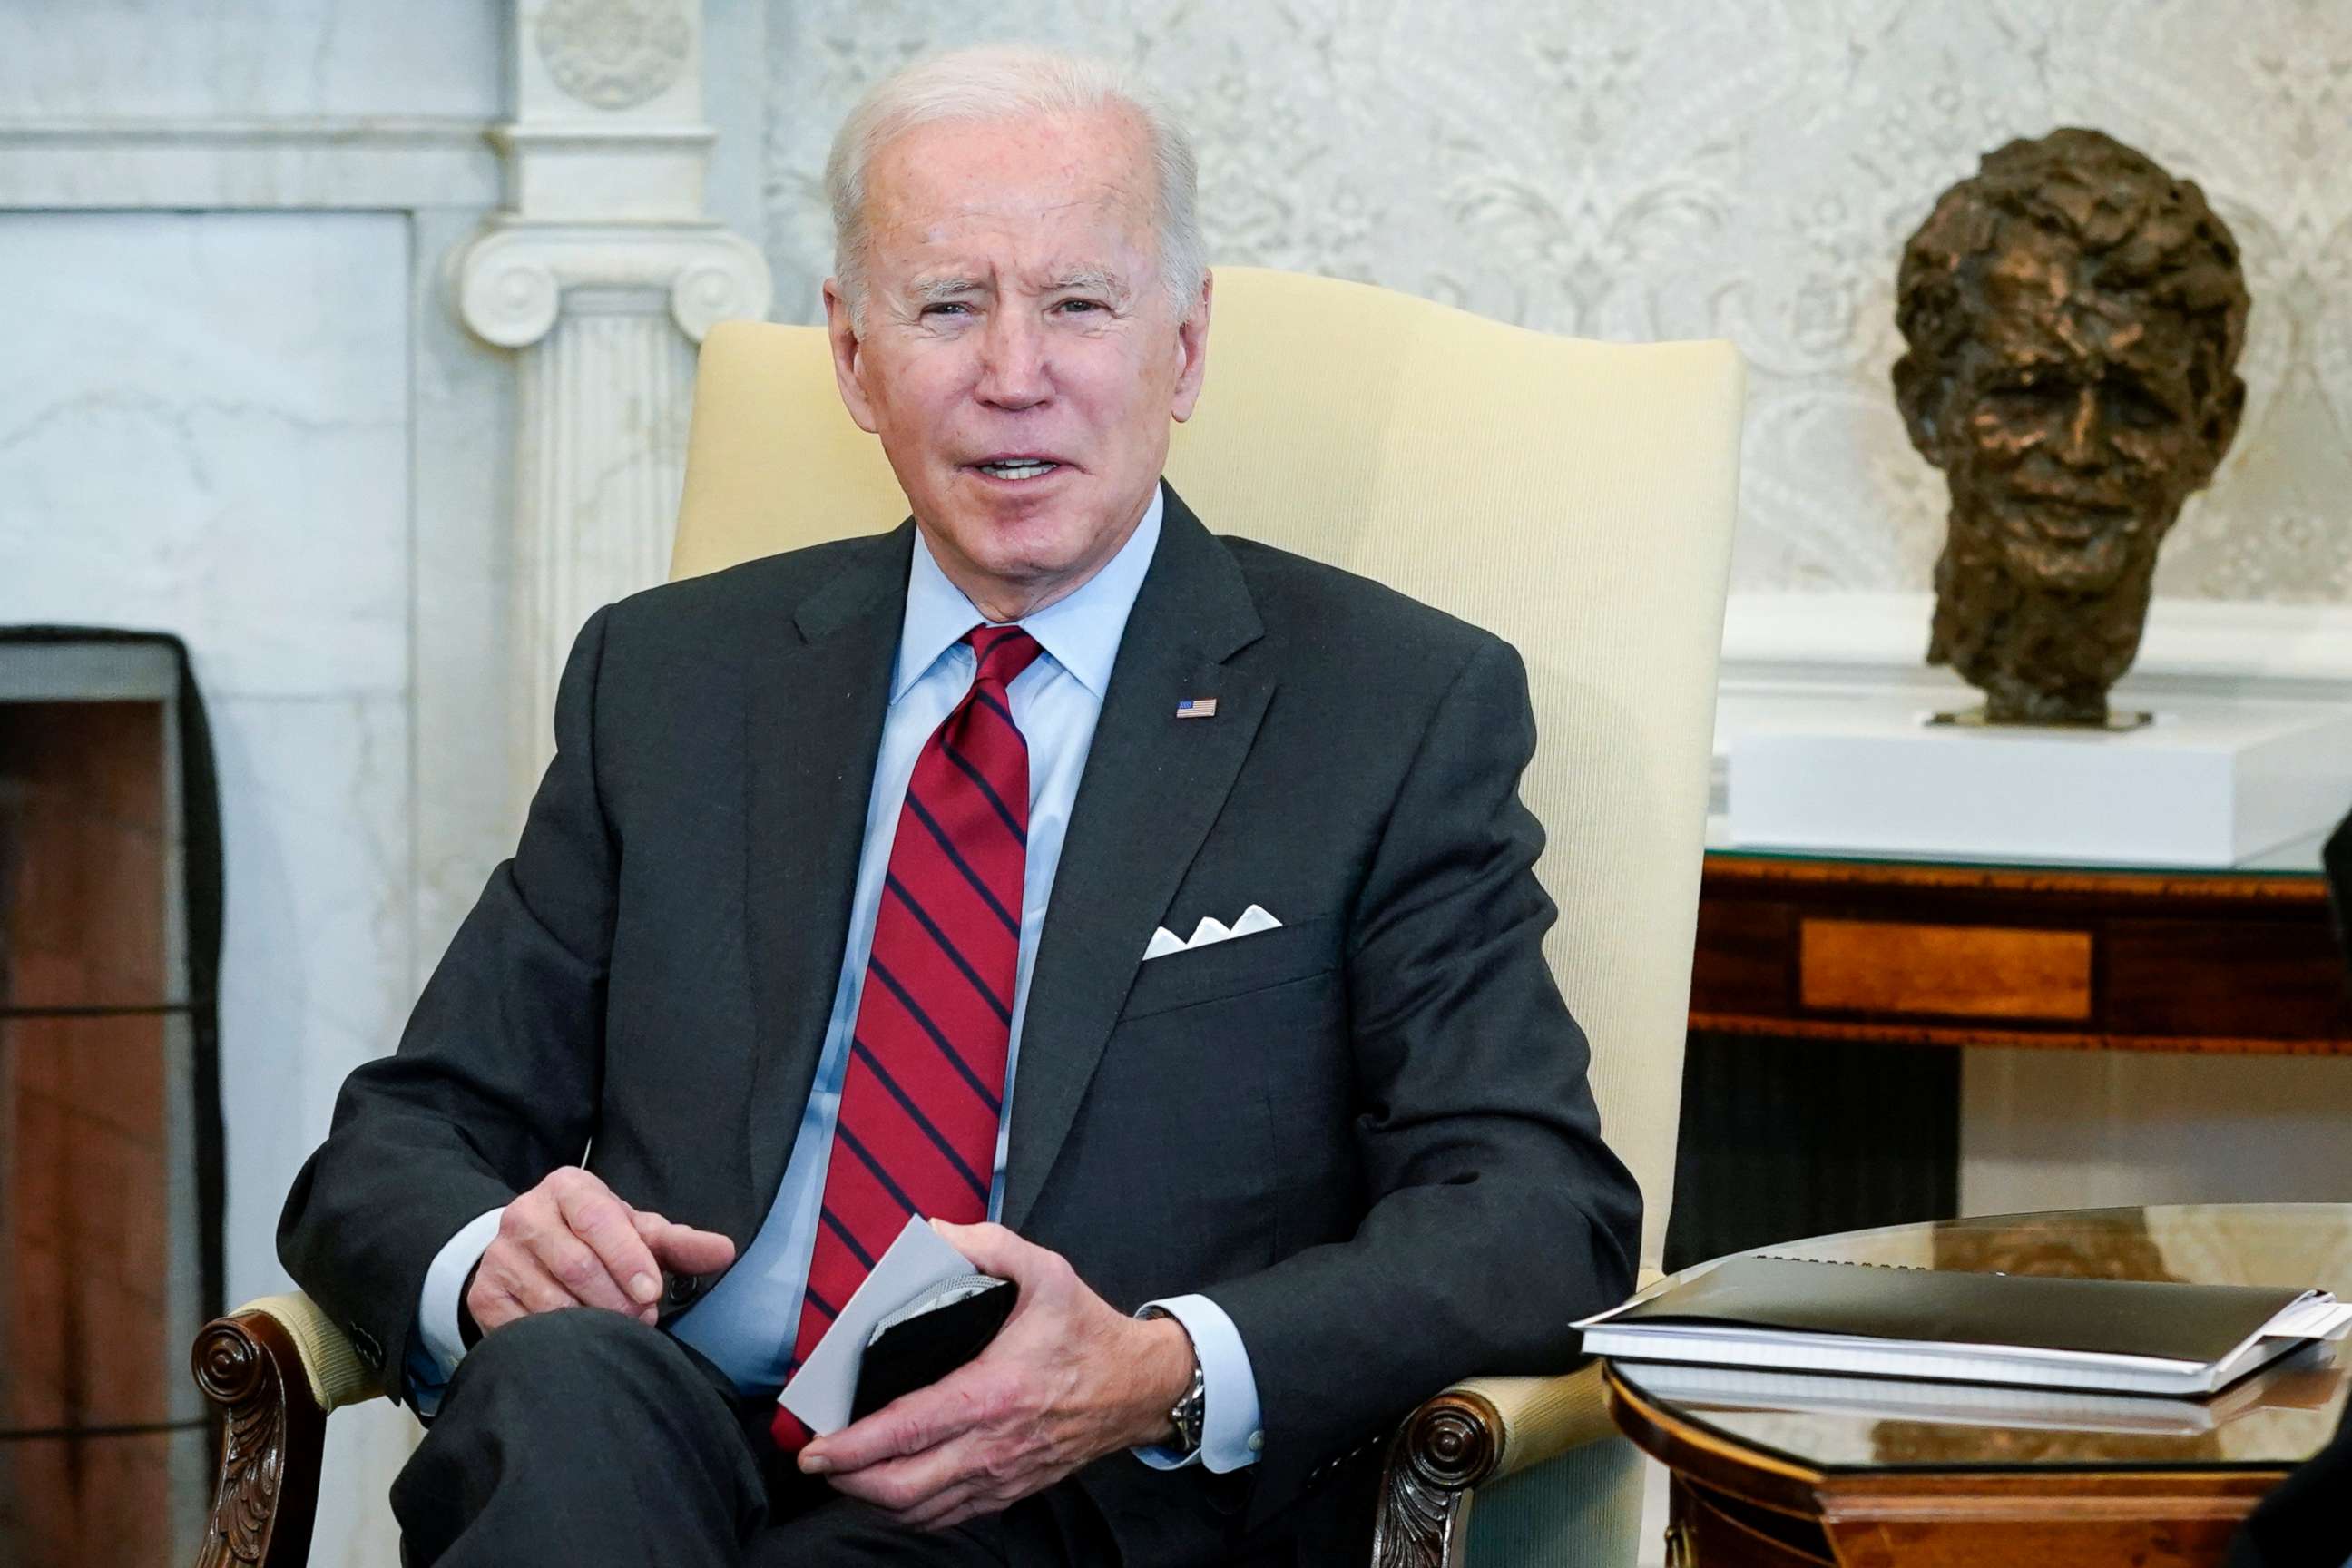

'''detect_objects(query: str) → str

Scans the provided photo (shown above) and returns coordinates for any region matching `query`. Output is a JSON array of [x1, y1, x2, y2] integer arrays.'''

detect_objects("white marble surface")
[[0, 212, 410, 700], [407, 204, 527, 984], [0, 0, 500, 119], [204, 695, 413, 1294], [702, 0, 772, 259]]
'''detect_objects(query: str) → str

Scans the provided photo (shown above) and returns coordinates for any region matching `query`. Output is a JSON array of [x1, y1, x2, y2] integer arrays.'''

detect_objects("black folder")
[[1576, 1256, 2347, 1396]]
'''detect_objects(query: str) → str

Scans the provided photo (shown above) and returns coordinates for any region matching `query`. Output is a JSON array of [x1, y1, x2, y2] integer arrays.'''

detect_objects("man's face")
[[825, 108, 1210, 618], [1927, 230, 2228, 594]]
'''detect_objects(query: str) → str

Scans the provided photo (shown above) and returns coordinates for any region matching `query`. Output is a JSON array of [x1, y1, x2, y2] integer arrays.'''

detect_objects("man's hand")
[[465, 1167, 737, 1336], [799, 1220, 1196, 1532]]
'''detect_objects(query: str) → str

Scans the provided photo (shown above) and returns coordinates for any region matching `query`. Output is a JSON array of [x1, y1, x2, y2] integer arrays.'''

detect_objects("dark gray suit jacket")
[[279, 487, 1642, 1562]]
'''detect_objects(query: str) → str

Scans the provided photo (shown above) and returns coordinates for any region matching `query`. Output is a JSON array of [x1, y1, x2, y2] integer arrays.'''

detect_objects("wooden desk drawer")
[[1798, 918, 2092, 1022], [1690, 853, 2352, 1053]]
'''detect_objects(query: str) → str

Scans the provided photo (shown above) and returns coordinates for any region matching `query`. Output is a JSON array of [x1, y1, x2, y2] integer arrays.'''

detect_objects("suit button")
[[663, 1272, 703, 1307], [1248, 1430, 1265, 1455]]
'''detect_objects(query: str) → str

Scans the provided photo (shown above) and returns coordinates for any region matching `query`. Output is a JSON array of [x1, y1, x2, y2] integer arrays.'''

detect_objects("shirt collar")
[[893, 483, 1164, 703]]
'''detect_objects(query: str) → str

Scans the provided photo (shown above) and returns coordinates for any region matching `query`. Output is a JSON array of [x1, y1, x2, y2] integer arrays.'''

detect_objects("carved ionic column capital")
[[456, 220, 771, 347]]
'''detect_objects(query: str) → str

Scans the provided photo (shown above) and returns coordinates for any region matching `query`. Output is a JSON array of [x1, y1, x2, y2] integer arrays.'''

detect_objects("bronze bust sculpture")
[[1893, 128, 2249, 724]]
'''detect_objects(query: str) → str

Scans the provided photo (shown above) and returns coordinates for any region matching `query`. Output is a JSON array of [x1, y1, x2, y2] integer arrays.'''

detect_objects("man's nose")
[[2052, 384, 2104, 468], [975, 310, 1051, 410]]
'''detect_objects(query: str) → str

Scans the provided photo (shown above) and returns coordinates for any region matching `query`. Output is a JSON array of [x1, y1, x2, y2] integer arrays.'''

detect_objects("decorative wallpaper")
[[760, 0, 2352, 602]]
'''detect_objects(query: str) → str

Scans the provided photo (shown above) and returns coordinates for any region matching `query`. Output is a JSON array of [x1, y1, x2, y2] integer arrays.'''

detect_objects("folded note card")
[[777, 1217, 978, 1435]]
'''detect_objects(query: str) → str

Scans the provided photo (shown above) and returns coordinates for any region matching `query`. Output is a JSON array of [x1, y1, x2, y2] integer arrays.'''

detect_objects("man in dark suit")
[[279, 44, 1639, 1566]]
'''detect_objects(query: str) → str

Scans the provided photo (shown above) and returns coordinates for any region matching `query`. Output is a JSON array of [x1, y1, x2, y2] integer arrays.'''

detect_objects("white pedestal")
[[1726, 694, 2352, 867]]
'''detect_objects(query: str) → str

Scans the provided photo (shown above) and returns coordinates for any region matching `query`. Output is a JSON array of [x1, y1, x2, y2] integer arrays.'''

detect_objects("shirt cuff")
[[410, 1206, 506, 1409], [1130, 1293, 1265, 1474]]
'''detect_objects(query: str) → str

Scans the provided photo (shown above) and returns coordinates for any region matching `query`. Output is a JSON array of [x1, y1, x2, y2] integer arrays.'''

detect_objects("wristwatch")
[[1139, 1306, 1207, 1453]]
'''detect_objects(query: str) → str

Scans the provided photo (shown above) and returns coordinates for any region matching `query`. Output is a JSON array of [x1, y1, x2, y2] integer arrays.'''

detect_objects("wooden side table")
[[1611, 1372, 2279, 1568], [1690, 848, 2352, 1054], [1605, 1203, 2352, 1567]]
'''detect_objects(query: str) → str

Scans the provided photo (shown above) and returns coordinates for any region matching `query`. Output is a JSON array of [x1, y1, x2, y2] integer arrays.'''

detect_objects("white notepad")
[[775, 1217, 976, 1436], [1622, 1347, 2338, 1436]]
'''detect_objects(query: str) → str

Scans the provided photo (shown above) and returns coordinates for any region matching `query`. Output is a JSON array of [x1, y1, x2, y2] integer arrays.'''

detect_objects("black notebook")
[[1574, 1256, 2352, 1396]]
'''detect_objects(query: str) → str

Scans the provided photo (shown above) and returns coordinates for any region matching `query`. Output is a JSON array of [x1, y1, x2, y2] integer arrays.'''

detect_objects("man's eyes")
[[1984, 375, 2174, 426], [916, 299, 1104, 318]]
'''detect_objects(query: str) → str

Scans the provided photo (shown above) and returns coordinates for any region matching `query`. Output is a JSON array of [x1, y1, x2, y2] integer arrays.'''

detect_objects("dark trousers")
[[390, 1308, 1121, 1566]]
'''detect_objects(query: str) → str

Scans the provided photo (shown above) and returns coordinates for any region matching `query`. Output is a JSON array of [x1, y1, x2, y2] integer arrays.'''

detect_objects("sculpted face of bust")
[[1894, 129, 2249, 722], [1936, 227, 2221, 597]]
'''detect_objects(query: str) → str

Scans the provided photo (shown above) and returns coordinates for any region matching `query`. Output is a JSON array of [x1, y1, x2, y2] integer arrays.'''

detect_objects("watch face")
[[1175, 1367, 1207, 1449]]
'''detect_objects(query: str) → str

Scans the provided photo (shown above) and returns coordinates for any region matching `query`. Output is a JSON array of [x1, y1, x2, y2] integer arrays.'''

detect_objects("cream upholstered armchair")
[[187, 269, 1741, 1568]]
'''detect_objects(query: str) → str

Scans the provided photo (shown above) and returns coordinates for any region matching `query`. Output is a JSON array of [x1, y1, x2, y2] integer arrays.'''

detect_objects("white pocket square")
[[1142, 904, 1281, 961]]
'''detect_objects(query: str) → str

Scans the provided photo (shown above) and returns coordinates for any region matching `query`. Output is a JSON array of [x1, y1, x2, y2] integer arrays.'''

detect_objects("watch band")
[[1170, 1354, 1208, 1453], [1139, 1306, 1208, 1454]]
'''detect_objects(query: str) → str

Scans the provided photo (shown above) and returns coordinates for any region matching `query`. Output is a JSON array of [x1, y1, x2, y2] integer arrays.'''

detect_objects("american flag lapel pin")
[[1175, 697, 1219, 720]]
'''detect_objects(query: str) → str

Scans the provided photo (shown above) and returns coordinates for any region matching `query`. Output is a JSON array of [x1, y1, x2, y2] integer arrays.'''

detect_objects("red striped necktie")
[[772, 624, 1043, 1452]]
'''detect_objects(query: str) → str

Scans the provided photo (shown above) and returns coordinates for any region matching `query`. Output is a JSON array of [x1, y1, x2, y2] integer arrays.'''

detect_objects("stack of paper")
[[1574, 1256, 2352, 1397]]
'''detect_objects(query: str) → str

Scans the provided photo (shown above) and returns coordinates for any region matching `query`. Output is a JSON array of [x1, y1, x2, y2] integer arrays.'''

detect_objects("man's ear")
[[824, 279, 880, 435], [1169, 270, 1214, 425]]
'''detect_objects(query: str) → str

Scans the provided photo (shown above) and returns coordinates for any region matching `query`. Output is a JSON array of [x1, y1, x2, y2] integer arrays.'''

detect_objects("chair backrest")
[[671, 268, 1742, 1281]]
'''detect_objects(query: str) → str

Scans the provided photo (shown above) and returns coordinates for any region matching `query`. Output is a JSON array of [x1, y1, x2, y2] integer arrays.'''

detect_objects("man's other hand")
[[798, 1220, 1196, 1532], [466, 1168, 737, 1335]]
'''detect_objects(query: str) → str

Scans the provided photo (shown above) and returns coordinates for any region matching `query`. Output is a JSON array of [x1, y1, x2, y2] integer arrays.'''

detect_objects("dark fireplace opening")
[[0, 632, 223, 1565]]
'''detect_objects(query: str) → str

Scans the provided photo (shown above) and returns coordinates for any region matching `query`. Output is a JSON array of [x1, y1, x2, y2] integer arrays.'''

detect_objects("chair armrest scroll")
[[191, 1294, 379, 1568], [1452, 1362, 1616, 1481], [1368, 1362, 1614, 1568]]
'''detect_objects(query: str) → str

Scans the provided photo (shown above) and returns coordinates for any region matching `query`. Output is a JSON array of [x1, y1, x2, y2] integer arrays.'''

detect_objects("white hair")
[[824, 45, 1207, 333]]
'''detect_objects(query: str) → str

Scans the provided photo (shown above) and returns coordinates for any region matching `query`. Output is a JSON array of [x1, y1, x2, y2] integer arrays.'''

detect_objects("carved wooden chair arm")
[[1370, 1360, 1617, 1567], [191, 1293, 383, 1568]]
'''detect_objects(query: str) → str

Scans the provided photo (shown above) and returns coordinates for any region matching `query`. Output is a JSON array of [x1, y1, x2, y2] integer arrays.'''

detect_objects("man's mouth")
[[970, 456, 1065, 482], [2002, 495, 2132, 544]]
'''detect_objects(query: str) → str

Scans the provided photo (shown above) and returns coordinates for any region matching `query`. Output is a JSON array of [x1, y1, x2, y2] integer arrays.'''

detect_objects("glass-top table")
[[1612, 1204, 2352, 1475], [1607, 1205, 2352, 1567], [1704, 828, 2332, 878]]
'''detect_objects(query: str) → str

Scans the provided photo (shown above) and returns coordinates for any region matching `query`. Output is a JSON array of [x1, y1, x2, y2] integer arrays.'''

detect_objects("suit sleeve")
[[1202, 635, 1643, 1526], [278, 606, 622, 1403]]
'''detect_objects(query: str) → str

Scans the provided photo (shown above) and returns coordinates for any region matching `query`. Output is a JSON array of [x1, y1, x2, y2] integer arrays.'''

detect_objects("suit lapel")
[[1002, 489, 1270, 1231], [740, 525, 912, 1223]]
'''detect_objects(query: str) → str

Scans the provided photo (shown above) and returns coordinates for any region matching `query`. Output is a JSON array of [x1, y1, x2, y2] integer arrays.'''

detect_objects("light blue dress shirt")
[[414, 485, 1263, 1472]]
